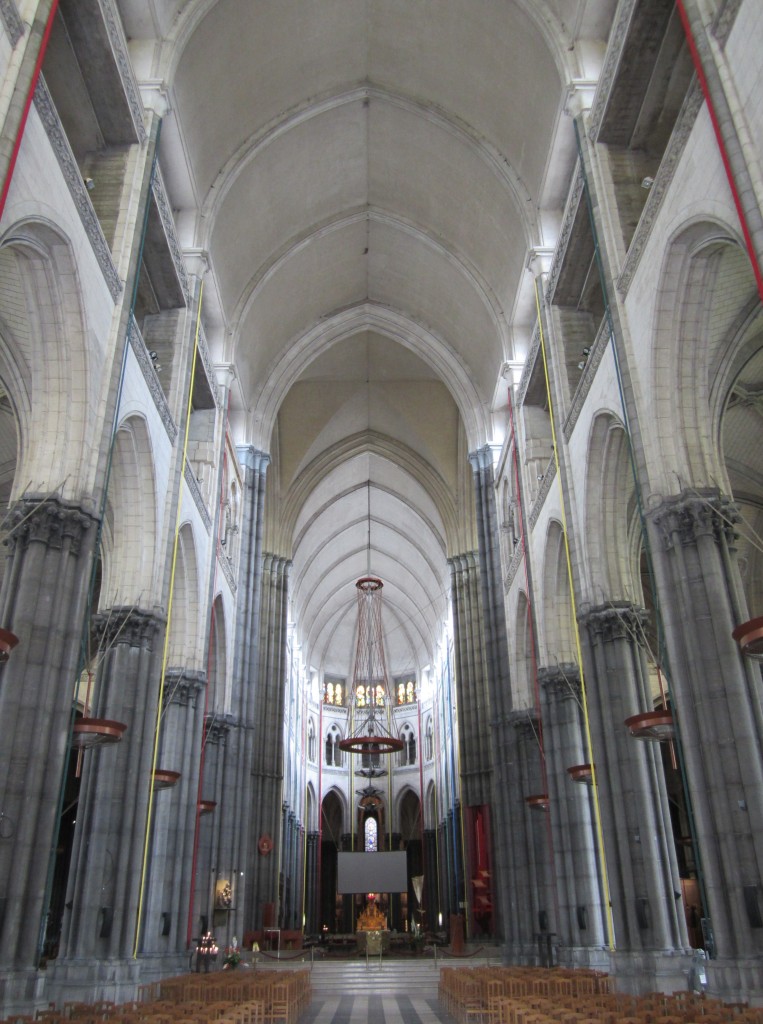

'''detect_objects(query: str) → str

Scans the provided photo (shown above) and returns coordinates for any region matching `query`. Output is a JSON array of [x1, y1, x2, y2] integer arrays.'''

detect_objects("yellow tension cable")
[[534, 278, 615, 952], [133, 278, 204, 957]]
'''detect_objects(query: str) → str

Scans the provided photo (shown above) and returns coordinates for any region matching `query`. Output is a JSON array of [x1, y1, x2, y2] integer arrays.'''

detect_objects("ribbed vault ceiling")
[[119, 0, 615, 680]]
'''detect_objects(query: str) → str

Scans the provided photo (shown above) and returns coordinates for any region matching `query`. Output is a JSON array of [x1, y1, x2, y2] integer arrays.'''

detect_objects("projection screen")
[[337, 851, 408, 894]]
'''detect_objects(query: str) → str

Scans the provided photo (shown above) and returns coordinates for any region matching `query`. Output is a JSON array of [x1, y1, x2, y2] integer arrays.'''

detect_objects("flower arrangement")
[[223, 945, 241, 969]]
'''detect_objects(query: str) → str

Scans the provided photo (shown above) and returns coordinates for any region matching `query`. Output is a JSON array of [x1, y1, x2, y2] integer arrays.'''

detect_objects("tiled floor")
[[303, 993, 457, 1024]]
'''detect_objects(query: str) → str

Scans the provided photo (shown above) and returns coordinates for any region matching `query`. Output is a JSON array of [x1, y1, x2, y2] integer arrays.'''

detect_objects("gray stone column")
[[60, 606, 164, 961], [248, 554, 290, 928], [504, 710, 556, 964], [448, 553, 489, 805], [142, 669, 206, 954], [304, 833, 319, 934], [647, 490, 763, 993], [0, 497, 97, 969], [580, 604, 688, 961], [214, 447, 268, 945], [194, 718, 229, 938], [539, 665, 607, 962], [468, 445, 514, 945]]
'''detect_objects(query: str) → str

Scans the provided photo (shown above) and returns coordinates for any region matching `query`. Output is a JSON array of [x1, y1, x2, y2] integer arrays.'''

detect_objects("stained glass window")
[[324, 680, 345, 705], [364, 816, 378, 852], [396, 679, 416, 704]]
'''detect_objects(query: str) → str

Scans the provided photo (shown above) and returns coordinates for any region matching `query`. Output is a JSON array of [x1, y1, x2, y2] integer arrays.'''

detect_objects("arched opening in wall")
[[168, 523, 201, 672], [399, 788, 422, 934], [398, 722, 416, 766], [719, 333, 763, 623], [542, 521, 575, 664], [426, 781, 437, 830], [324, 723, 343, 767], [44, 716, 84, 964], [306, 783, 317, 834], [208, 595, 227, 713], [513, 591, 534, 705], [0, 375, 18, 590], [307, 717, 317, 763], [320, 789, 345, 933]]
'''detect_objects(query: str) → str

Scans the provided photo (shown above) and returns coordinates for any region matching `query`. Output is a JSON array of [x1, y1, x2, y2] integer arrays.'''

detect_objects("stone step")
[[304, 955, 494, 998], [309, 960, 441, 997]]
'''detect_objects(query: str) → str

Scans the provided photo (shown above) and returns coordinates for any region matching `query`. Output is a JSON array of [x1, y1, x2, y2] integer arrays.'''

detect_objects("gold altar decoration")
[[357, 901, 387, 931]]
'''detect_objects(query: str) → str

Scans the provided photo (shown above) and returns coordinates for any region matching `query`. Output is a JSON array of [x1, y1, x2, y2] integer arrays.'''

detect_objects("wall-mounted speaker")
[[636, 897, 651, 930], [744, 885, 763, 928]]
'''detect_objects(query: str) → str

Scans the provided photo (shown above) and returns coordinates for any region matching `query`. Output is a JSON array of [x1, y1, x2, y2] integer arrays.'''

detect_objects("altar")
[[355, 902, 389, 954]]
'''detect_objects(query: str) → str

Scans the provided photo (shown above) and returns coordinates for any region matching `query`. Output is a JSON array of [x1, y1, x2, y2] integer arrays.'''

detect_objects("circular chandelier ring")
[[356, 576, 383, 592], [337, 734, 404, 754]]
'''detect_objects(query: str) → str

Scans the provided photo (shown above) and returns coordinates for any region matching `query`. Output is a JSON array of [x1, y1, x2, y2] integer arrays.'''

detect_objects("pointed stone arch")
[[320, 787, 347, 844], [540, 520, 575, 665], [397, 787, 422, 845], [583, 411, 641, 604], [512, 589, 534, 705], [652, 221, 760, 492], [305, 782, 318, 833], [167, 521, 203, 670], [0, 221, 92, 501], [425, 780, 437, 830], [100, 414, 158, 607], [208, 593, 227, 713]]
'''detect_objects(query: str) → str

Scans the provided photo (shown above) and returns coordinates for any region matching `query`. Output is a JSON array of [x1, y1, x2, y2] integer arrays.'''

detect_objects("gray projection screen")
[[337, 851, 408, 894]]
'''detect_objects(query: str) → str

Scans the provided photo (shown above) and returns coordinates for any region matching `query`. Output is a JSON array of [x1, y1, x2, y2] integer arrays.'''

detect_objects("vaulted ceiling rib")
[[119, 0, 615, 679]]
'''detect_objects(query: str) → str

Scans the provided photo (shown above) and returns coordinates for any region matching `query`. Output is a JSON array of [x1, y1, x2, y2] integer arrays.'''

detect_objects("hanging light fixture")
[[72, 718, 127, 749], [525, 794, 550, 811], [338, 577, 404, 756], [566, 763, 594, 785], [338, 478, 402, 756], [624, 708, 674, 741], [152, 769, 181, 790], [71, 669, 127, 749], [0, 627, 19, 662], [732, 616, 763, 661]]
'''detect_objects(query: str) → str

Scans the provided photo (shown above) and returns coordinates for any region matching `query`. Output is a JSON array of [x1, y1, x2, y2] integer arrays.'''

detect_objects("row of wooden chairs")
[[440, 966, 613, 1014], [0, 968, 311, 1024], [438, 966, 763, 1024]]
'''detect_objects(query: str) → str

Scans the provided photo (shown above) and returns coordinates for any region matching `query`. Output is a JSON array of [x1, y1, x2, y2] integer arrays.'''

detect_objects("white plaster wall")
[[621, 104, 744, 494], [1, 105, 118, 499], [3, 106, 116, 360]]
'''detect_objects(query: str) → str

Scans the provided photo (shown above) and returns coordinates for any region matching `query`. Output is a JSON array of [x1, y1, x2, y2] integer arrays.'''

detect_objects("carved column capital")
[[237, 446, 271, 474], [5, 497, 97, 556], [538, 663, 581, 702], [91, 606, 164, 651], [163, 668, 206, 708], [204, 715, 232, 746], [580, 602, 649, 644], [648, 489, 739, 551], [508, 708, 540, 739]]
